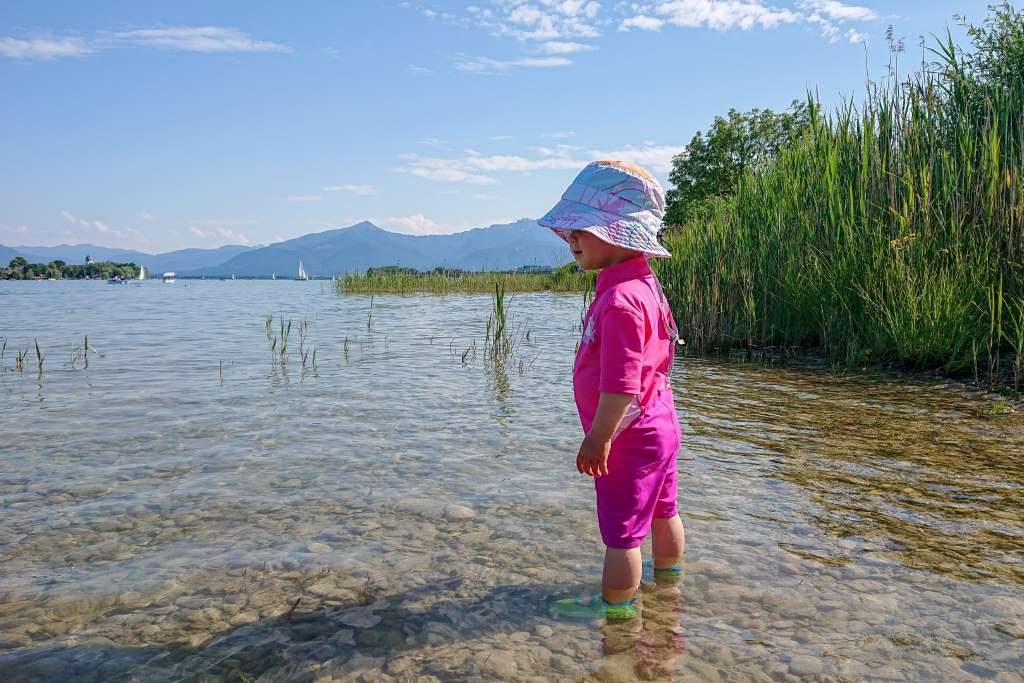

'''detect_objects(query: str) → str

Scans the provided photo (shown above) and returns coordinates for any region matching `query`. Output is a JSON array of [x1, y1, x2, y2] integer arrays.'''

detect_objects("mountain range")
[[2, 219, 570, 276]]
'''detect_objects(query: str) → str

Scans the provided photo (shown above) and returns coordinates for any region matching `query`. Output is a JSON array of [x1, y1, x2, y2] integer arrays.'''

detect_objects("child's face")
[[567, 229, 638, 270]]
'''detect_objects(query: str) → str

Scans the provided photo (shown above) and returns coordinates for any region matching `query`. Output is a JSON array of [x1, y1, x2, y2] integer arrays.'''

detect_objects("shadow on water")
[[0, 574, 689, 682]]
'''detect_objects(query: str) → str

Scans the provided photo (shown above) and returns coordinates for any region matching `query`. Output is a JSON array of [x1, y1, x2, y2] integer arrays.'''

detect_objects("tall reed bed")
[[337, 265, 592, 294], [658, 15, 1024, 389]]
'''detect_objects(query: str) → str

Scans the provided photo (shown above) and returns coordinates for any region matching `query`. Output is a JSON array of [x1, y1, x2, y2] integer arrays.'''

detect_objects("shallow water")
[[1, 280, 1022, 682]]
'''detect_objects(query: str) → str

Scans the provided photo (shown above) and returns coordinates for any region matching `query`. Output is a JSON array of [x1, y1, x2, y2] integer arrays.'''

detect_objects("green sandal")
[[550, 594, 637, 621]]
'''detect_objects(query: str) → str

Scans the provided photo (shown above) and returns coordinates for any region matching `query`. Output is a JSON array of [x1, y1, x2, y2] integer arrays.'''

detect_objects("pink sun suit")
[[573, 255, 682, 549]]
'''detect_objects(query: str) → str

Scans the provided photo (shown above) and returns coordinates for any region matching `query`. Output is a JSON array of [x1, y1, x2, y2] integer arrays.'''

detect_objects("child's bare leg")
[[602, 547, 642, 603], [651, 515, 685, 569]]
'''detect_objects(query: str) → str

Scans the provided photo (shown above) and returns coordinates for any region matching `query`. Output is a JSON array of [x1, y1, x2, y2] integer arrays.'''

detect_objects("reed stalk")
[[658, 17, 1023, 389]]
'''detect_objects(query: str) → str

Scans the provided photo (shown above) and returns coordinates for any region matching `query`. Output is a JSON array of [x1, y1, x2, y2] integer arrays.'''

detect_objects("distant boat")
[[272, 273, 276, 280], [295, 260, 309, 281], [138, 265, 147, 280], [163, 272, 176, 283]]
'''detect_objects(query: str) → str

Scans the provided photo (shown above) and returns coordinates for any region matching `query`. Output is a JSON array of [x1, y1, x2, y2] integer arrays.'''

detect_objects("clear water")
[[1, 280, 1022, 682]]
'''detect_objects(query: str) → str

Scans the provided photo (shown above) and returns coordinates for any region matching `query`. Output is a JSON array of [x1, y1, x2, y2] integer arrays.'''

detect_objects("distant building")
[[85, 254, 94, 264]]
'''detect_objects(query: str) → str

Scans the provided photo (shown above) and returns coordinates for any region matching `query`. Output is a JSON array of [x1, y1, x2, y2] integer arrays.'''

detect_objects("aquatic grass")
[[658, 21, 1024, 390], [337, 265, 592, 294]]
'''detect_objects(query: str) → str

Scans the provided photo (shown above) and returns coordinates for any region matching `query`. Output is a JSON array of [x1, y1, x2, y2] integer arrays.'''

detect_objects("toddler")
[[540, 160, 685, 621]]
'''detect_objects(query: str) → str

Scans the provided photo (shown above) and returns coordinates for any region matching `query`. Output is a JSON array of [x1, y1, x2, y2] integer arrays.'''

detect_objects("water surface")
[[1, 280, 1022, 682]]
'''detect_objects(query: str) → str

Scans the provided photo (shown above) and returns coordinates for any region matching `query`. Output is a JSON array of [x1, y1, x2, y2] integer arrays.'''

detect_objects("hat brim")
[[537, 199, 671, 258]]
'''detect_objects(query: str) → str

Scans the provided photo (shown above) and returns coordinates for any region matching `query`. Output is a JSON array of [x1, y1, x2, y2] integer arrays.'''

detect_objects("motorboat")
[[163, 272, 176, 283]]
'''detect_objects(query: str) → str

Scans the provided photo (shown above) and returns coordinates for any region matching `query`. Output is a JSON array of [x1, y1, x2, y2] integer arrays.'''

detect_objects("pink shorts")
[[594, 388, 681, 549]]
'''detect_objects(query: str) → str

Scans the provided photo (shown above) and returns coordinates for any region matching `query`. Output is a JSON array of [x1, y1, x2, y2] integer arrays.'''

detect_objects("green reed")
[[658, 25, 1024, 389], [337, 265, 592, 294]]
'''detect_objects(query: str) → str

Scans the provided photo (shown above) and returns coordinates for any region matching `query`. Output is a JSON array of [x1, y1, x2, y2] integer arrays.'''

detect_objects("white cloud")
[[285, 195, 323, 203], [194, 218, 258, 227], [409, 64, 434, 75], [847, 27, 868, 43], [591, 143, 686, 174], [453, 54, 572, 73], [110, 27, 291, 53], [619, 15, 665, 31], [797, 0, 877, 21], [0, 36, 93, 60], [464, 1, 602, 42], [393, 154, 498, 185], [60, 209, 142, 242], [490, 135, 515, 141], [323, 184, 377, 196], [214, 226, 251, 244], [541, 131, 575, 138], [654, 0, 801, 31], [417, 137, 449, 148], [539, 40, 595, 54], [140, 211, 157, 221], [190, 226, 207, 238], [395, 140, 685, 186], [379, 213, 456, 235]]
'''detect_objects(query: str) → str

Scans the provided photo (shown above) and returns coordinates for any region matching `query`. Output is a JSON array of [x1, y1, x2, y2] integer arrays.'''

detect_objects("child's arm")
[[577, 391, 634, 477]]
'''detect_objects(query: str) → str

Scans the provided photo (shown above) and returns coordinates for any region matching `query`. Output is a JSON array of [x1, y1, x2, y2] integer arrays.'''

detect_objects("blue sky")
[[1, 0, 988, 252]]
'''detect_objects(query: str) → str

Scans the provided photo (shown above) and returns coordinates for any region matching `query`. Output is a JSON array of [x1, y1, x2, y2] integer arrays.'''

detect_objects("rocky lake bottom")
[[1, 281, 1022, 681]]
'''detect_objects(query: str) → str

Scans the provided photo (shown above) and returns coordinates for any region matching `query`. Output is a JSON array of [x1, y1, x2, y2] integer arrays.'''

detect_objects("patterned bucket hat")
[[538, 160, 670, 258]]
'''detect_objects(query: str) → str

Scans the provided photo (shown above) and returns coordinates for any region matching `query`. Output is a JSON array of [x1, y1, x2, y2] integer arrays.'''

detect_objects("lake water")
[[1, 280, 1022, 682]]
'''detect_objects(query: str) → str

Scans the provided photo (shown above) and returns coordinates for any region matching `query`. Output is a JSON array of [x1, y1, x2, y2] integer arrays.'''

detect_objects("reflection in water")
[[1, 281, 1023, 681]]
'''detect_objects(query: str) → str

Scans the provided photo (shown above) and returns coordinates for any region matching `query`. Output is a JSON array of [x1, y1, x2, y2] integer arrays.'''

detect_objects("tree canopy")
[[664, 100, 813, 227]]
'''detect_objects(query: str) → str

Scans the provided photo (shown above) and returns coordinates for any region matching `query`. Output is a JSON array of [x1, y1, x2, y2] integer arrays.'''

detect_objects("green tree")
[[664, 101, 813, 226], [9, 256, 27, 271]]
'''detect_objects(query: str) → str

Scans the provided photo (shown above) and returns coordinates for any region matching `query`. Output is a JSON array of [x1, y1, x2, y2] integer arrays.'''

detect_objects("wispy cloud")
[[619, 16, 665, 32], [60, 209, 145, 242], [323, 184, 377, 196], [285, 195, 323, 203], [108, 27, 291, 53], [0, 36, 92, 60], [541, 131, 575, 139], [140, 211, 157, 221], [846, 27, 869, 44], [418, 137, 449, 149], [379, 213, 456, 235], [1, 26, 290, 60], [620, 0, 876, 40], [190, 226, 207, 238], [394, 141, 685, 185], [452, 54, 572, 73], [538, 40, 595, 54], [213, 226, 252, 244], [652, 0, 801, 31], [408, 64, 434, 76], [798, 0, 877, 22], [193, 218, 258, 227]]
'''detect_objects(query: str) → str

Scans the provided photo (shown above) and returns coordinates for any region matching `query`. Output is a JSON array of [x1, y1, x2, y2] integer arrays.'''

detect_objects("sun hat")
[[538, 159, 670, 258]]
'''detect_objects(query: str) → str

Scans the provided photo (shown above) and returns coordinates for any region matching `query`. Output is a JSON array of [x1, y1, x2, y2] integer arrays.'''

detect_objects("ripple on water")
[[1, 280, 1023, 681]]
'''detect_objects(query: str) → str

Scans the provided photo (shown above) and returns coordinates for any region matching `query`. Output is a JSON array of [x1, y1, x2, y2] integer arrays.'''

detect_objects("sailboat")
[[138, 265, 147, 281], [295, 260, 309, 281], [272, 273, 276, 280]]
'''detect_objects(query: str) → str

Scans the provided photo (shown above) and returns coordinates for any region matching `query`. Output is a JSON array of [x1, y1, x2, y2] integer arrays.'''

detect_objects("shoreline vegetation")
[[657, 3, 1024, 393], [336, 264, 594, 294], [3, 257, 139, 281]]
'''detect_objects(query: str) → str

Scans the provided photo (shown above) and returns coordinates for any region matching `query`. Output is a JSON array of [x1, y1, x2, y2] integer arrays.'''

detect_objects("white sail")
[[297, 261, 307, 280], [138, 265, 147, 280]]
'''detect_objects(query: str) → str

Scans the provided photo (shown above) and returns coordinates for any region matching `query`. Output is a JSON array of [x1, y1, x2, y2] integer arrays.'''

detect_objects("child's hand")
[[576, 433, 611, 477]]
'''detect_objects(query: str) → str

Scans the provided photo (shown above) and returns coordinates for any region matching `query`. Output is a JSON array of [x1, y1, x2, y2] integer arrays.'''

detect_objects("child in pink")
[[539, 160, 685, 621]]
